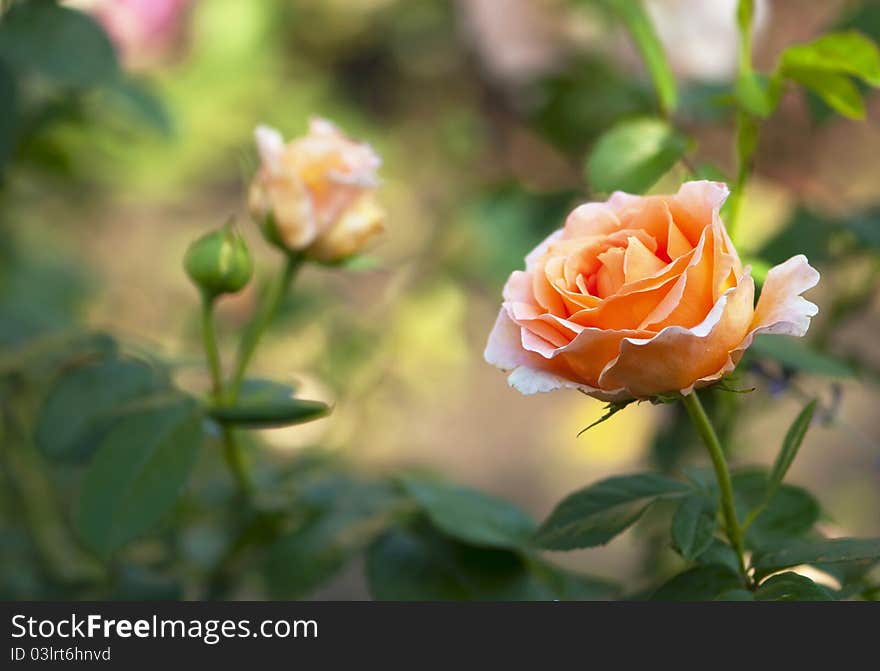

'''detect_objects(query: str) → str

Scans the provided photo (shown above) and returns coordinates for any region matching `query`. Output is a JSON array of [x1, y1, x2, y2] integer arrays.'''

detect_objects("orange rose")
[[485, 181, 819, 401], [249, 118, 385, 261]]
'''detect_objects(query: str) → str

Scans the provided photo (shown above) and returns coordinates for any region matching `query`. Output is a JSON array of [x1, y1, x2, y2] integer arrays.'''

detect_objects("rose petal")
[[639, 222, 715, 330], [557, 325, 652, 387], [267, 172, 319, 248], [666, 180, 729, 246], [667, 218, 692, 259], [683, 255, 820, 392], [598, 271, 755, 398], [564, 203, 621, 238], [484, 309, 582, 395], [254, 125, 285, 173], [624, 235, 666, 283], [749, 254, 820, 337]]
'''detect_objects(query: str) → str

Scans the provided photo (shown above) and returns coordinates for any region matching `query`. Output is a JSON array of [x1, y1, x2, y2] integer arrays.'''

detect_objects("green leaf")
[[735, 111, 760, 170], [767, 400, 816, 497], [264, 479, 399, 599], [76, 393, 203, 558], [651, 565, 742, 601], [736, 72, 783, 117], [0, 0, 119, 89], [0, 330, 117, 378], [104, 78, 173, 137], [814, 557, 879, 596], [733, 472, 820, 549], [533, 473, 689, 550], [754, 572, 836, 601], [780, 31, 880, 86], [527, 560, 620, 600], [577, 400, 635, 436], [671, 494, 718, 560], [36, 357, 169, 462], [209, 381, 329, 428], [237, 378, 300, 402], [692, 162, 729, 183], [114, 565, 183, 601], [752, 538, 880, 578], [785, 68, 865, 119], [399, 475, 536, 549], [736, 0, 754, 38], [844, 208, 880, 250], [696, 539, 743, 575], [715, 589, 755, 601], [0, 61, 17, 168], [750, 334, 855, 378], [586, 117, 689, 194], [602, 0, 678, 115], [366, 521, 554, 601], [757, 208, 837, 266]]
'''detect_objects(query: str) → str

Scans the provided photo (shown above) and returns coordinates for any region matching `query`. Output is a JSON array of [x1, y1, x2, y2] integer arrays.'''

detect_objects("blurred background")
[[1, 0, 879, 599]]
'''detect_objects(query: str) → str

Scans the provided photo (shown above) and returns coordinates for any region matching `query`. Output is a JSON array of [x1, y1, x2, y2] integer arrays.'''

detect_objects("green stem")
[[229, 252, 303, 401], [728, 0, 758, 243], [221, 427, 251, 498], [727, 111, 757, 243], [200, 292, 223, 398], [681, 391, 750, 585], [200, 291, 252, 497], [736, 0, 754, 77]]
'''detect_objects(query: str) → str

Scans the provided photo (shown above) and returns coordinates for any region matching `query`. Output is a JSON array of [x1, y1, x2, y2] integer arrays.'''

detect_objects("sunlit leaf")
[[736, 72, 783, 117], [601, 0, 678, 115], [780, 31, 880, 86], [586, 118, 689, 194], [785, 68, 865, 119]]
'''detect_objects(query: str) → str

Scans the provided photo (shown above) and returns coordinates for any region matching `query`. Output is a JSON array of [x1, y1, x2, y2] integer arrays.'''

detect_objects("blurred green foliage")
[[1, 0, 879, 602]]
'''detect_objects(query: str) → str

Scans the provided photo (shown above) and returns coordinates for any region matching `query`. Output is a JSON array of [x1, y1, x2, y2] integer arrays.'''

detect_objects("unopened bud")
[[184, 223, 253, 296]]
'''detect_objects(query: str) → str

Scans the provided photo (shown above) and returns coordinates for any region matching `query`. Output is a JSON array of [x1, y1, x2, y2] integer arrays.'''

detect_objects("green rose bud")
[[184, 223, 253, 297]]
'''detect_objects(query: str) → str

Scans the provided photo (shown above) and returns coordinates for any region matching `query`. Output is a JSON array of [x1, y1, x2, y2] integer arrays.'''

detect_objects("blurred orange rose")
[[249, 118, 385, 261], [485, 181, 820, 401]]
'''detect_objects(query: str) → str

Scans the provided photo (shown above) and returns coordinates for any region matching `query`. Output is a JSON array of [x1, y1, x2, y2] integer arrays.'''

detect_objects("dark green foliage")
[[754, 572, 835, 601], [534, 474, 689, 550], [36, 356, 170, 462], [399, 475, 537, 549], [76, 393, 204, 558], [651, 565, 742, 601]]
